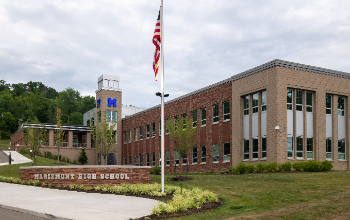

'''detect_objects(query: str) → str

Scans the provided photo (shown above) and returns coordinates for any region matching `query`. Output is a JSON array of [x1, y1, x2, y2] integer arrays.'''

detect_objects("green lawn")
[[0, 139, 10, 151], [0, 154, 72, 178], [151, 171, 350, 220]]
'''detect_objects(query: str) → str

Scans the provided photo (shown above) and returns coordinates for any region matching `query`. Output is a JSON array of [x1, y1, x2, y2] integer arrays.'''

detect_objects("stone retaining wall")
[[20, 165, 151, 186]]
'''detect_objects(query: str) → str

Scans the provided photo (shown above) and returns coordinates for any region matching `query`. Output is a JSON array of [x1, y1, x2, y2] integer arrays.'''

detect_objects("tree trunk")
[[104, 155, 107, 165]]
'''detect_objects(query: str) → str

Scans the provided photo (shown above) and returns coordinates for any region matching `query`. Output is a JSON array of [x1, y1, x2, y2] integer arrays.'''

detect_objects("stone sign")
[[20, 165, 151, 186]]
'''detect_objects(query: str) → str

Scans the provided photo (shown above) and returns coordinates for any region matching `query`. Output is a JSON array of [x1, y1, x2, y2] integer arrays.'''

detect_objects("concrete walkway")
[[0, 151, 32, 166], [0, 182, 159, 220]]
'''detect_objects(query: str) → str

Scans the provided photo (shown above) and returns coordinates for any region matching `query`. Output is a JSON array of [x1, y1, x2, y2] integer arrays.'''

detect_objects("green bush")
[[292, 162, 305, 171], [267, 162, 278, 172], [67, 158, 70, 163], [62, 157, 66, 162], [36, 151, 41, 156], [19, 147, 28, 154], [235, 162, 246, 174], [74, 160, 77, 164], [279, 162, 292, 171], [54, 155, 58, 160], [304, 160, 323, 172], [246, 164, 255, 173], [228, 167, 235, 174], [256, 163, 267, 173], [322, 160, 333, 171], [150, 166, 161, 175]]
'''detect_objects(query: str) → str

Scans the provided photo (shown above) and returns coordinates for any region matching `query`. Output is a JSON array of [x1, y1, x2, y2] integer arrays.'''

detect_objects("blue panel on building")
[[108, 98, 117, 107], [97, 99, 101, 108]]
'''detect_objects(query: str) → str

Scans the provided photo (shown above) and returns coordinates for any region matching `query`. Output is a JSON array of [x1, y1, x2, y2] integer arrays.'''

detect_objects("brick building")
[[122, 59, 350, 172]]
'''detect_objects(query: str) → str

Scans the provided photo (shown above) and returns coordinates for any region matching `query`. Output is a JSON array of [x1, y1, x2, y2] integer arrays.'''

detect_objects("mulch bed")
[[169, 176, 193, 181], [136, 199, 223, 220]]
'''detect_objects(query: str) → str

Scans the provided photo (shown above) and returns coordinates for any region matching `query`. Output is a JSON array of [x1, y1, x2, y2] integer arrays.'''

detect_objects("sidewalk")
[[0, 151, 32, 166], [0, 182, 159, 220]]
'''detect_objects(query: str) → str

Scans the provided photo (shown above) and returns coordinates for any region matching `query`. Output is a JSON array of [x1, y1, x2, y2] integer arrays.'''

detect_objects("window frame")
[[140, 126, 143, 140], [306, 92, 313, 113], [152, 152, 155, 166], [223, 101, 230, 121], [192, 147, 197, 164], [146, 153, 149, 166], [296, 137, 303, 159], [212, 104, 219, 123], [201, 146, 206, 163], [244, 95, 249, 115], [175, 150, 179, 165], [296, 90, 303, 111], [338, 96, 345, 116], [252, 138, 258, 159], [192, 111, 197, 127], [252, 93, 258, 113], [243, 139, 249, 160], [326, 94, 332, 115], [135, 127, 138, 141], [139, 154, 143, 166], [261, 137, 266, 159], [223, 142, 230, 162], [326, 138, 332, 160], [146, 124, 150, 138], [201, 108, 206, 126], [166, 150, 170, 166], [288, 137, 294, 159], [135, 155, 138, 166], [307, 138, 313, 159], [152, 122, 155, 137], [338, 139, 346, 160], [213, 144, 219, 162], [287, 89, 293, 110], [261, 91, 266, 111], [182, 153, 187, 165]]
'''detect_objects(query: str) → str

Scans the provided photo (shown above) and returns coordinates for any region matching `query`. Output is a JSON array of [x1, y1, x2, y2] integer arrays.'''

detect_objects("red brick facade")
[[20, 165, 151, 186]]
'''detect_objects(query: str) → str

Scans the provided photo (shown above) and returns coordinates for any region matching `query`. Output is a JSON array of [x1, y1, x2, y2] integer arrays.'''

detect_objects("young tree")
[[78, 148, 88, 165], [90, 110, 117, 165], [24, 123, 47, 166], [167, 113, 199, 176], [55, 108, 65, 163]]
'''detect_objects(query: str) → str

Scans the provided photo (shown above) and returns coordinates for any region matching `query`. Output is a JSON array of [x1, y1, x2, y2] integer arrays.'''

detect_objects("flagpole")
[[160, 0, 165, 193]]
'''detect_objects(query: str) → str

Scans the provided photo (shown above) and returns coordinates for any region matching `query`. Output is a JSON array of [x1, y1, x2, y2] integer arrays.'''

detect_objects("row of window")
[[123, 101, 230, 144], [124, 143, 231, 166], [243, 91, 267, 115], [243, 138, 267, 160]]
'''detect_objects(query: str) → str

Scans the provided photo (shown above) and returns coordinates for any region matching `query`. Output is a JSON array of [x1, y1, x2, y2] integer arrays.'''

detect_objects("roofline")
[[11, 123, 91, 137]]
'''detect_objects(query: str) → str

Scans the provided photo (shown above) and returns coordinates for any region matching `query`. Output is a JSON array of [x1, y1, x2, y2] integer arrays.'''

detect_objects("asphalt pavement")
[[0, 182, 159, 220]]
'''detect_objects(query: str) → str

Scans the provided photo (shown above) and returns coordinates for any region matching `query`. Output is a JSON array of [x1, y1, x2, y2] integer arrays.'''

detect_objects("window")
[[140, 154, 143, 166], [252, 139, 258, 159], [213, 104, 219, 123], [287, 89, 293, 110], [244, 139, 249, 160], [223, 101, 230, 120], [152, 152, 155, 166], [166, 151, 170, 166], [338, 96, 345, 116], [306, 92, 312, 112], [261, 138, 266, 159], [288, 137, 293, 158], [182, 153, 187, 164], [124, 157, 127, 165], [152, 122, 155, 137], [87, 120, 91, 127], [307, 138, 313, 159], [192, 147, 197, 164], [146, 124, 150, 138], [182, 114, 187, 128], [166, 118, 169, 134], [326, 139, 332, 160], [244, 95, 249, 115], [252, 93, 258, 113], [296, 137, 303, 158], [201, 146, 206, 163], [213, 144, 219, 162], [326, 94, 332, 114], [135, 155, 138, 166], [174, 116, 178, 130], [129, 156, 131, 165], [135, 128, 138, 141], [261, 91, 266, 111], [223, 143, 230, 161], [296, 90, 303, 111], [201, 108, 206, 126], [159, 121, 161, 136], [124, 131, 127, 144], [106, 111, 117, 122], [140, 126, 143, 140], [129, 130, 132, 143], [192, 111, 197, 127], [146, 153, 149, 166], [175, 150, 179, 165], [338, 140, 345, 160]]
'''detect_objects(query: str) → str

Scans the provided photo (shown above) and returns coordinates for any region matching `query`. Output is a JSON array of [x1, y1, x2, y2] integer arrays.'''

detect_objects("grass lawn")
[[0, 154, 72, 178], [152, 171, 350, 220], [0, 139, 10, 151]]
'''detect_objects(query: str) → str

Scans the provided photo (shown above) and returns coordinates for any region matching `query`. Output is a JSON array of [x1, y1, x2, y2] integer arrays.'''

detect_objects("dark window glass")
[[213, 105, 219, 123], [244, 140, 249, 159], [201, 108, 206, 126], [146, 124, 150, 138], [201, 146, 206, 163], [252, 139, 258, 159], [326, 94, 332, 115], [287, 89, 293, 110], [261, 138, 266, 158], [244, 95, 249, 115], [338, 96, 345, 116], [296, 90, 303, 111], [223, 143, 230, 161], [306, 92, 312, 112], [261, 91, 267, 111], [223, 101, 230, 120], [192, 147, 197, 163], [192, 111, 197, 127], [140, 126, 143, 140], [252, 93, 258, 113]]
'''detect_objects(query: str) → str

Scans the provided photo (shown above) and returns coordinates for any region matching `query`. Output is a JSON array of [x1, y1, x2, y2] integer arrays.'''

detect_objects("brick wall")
[[122, 81, 232, 173], [20, 165, 151, 186]]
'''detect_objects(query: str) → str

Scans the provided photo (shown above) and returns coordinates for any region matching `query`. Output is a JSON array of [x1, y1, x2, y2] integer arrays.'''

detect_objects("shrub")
[[267, 162, 278, 172], [236, 162, 246, 174], [322, 160, 333, 171], [36, 151, 41, 156], [279, 162, 292, 171], [246, 164, 255, 173], [150, 166, 161, 175], [74, 160, 77, 164], [78, 148, 88, 165], [304, 160, 323, 172], [67, 158, 70, 163], [19, 147, 28, 154], [292, 162, 305, 171], [256, 163, 267, 173], [62, 157, 66, 162], [54, 155, 58, 160], [228, 167, 235, 174]]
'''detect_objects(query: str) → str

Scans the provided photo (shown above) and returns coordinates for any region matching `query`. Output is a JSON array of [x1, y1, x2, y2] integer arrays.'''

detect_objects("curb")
[[0, 203, 72, 220]]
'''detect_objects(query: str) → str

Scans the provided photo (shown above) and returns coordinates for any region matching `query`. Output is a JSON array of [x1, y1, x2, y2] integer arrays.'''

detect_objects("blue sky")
[[1, 0, 349, 108]]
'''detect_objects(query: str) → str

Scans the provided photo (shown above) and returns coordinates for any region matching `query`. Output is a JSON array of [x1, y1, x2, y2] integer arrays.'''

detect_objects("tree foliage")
[[166, 113, 199, 176], [55, 108, 65, 163], [23, 123, 47, 166], [0, 80, 95, 139], [78, 148, 88, 165], [90, 111, 117, 165]]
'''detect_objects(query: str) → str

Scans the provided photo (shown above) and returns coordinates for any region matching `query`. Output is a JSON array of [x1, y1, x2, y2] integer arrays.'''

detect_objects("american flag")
[[152, 10, 161, 81]]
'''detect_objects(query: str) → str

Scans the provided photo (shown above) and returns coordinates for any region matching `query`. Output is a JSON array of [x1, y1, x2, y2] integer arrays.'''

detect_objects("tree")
[[90, 111, 117, 165], [69, 112, 83, 125], [166, 113, 199, 176], [58, 88, 81, 124], [0, 112, 17, 139], [78, 148, 88, 165], [23, 123, 47, 166], [55, 108, 65, 163]]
